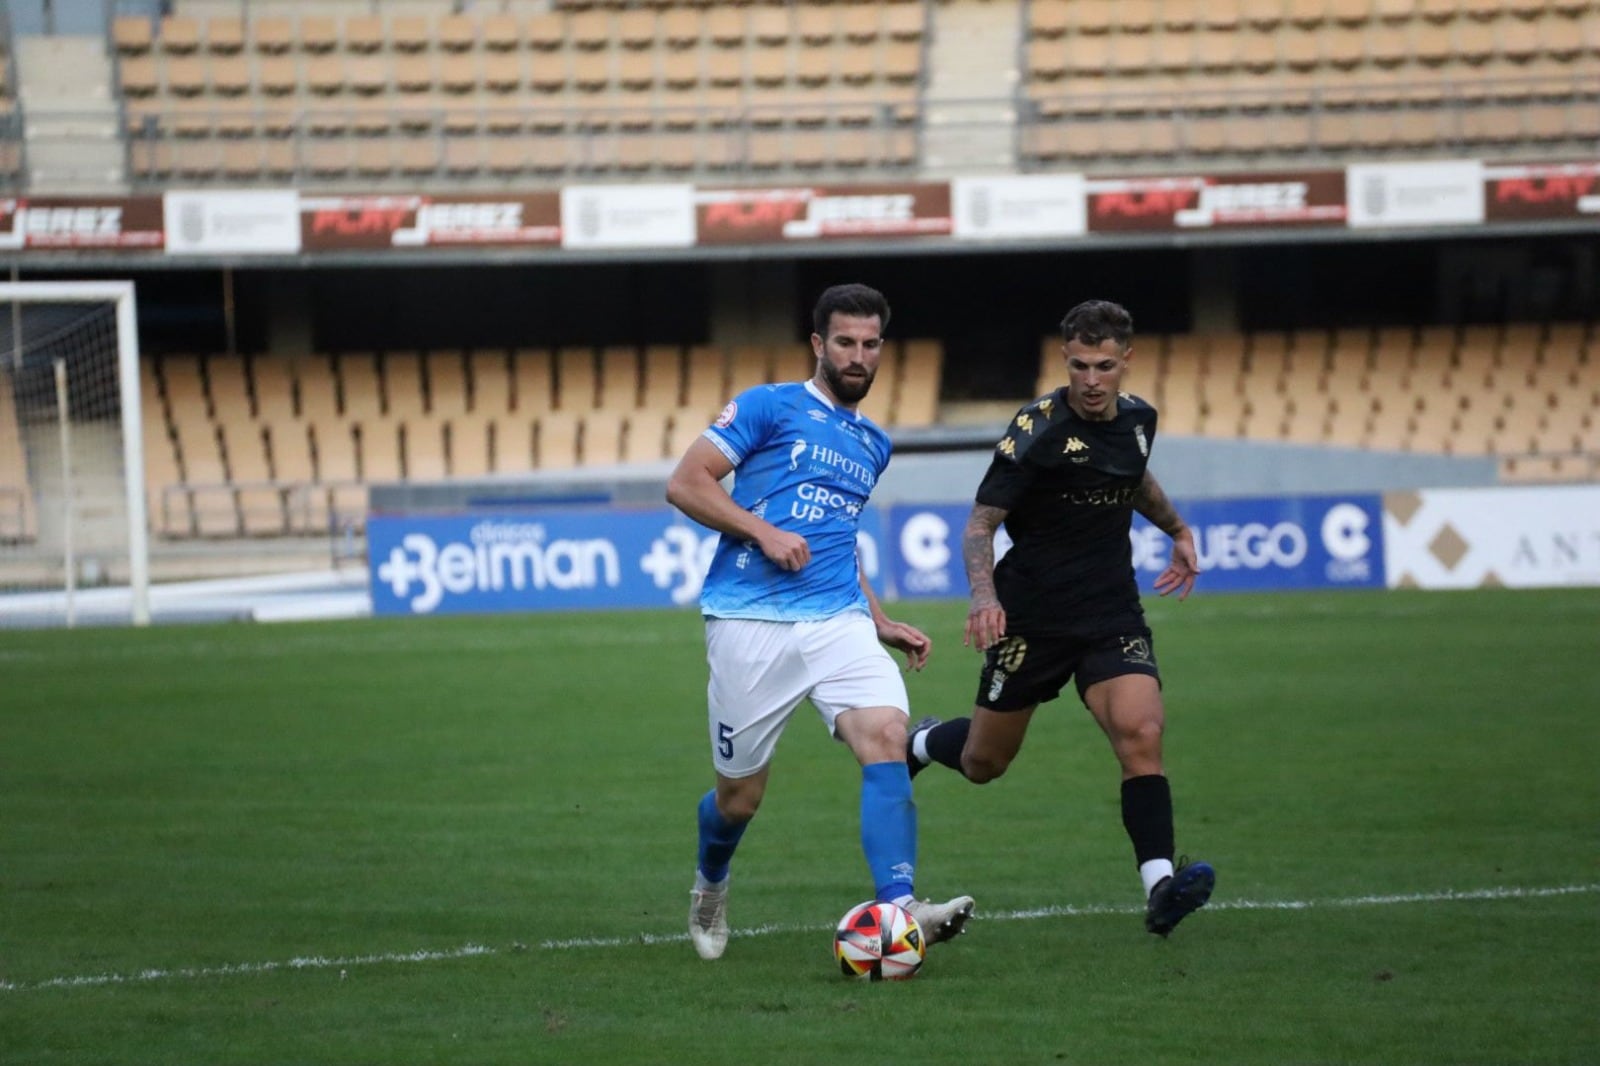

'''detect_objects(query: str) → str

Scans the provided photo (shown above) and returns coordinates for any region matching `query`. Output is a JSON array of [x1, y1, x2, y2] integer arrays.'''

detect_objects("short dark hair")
[[1060, 299, 1134, 349], [812, 283, 890, 338]]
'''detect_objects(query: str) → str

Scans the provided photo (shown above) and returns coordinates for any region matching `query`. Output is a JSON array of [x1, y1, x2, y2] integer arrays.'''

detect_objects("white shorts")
[[704, 612, 909, 778]]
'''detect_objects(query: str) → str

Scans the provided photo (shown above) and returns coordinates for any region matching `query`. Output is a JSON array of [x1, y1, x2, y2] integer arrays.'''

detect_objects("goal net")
[[0, 281, 149, 626]]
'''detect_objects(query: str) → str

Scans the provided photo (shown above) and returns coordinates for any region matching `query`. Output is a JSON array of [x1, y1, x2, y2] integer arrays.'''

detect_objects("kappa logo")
[[1038, 398, 1054, 419], [996, 436, 1016, 458], [1063, 437, 1088, 454], [1015, 412, 1035, 435]]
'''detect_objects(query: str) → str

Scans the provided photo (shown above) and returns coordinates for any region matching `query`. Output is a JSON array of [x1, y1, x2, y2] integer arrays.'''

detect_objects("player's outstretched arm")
[[859, 565, 930, 671], [962, 503, 1009, 651], [666, 437, 811, 571], [1134, 470, 1199, 600]]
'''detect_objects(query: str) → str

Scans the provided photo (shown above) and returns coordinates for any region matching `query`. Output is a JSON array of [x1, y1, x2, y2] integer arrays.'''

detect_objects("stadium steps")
[[14, 36, 124, 191], [21, 419, 130, 561], [920, 0, 1021, 174]]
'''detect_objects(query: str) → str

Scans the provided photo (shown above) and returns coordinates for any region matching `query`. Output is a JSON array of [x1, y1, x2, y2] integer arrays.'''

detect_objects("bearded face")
[[820, 353, 876, 404], [812, 313, 883, 407]]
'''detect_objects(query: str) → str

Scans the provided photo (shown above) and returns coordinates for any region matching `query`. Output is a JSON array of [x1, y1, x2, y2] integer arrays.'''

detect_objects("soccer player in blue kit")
[[666, 283, 975, 961]]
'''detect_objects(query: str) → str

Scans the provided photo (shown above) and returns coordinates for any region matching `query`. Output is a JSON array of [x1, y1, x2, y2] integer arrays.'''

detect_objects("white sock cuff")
[[1140, 859, 1175, 898], [911, 730, 931, 766]]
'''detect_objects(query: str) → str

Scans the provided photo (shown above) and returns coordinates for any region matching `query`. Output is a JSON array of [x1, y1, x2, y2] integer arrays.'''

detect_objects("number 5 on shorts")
[[717, 722, 734, 759]]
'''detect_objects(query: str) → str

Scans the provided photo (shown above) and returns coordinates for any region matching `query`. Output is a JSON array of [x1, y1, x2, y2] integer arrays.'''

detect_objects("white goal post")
[[0, 281, 149, 626]]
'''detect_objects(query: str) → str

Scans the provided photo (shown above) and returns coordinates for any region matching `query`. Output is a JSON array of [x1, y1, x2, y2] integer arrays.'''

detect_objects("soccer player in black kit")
[[907, 299, 1215, 937]]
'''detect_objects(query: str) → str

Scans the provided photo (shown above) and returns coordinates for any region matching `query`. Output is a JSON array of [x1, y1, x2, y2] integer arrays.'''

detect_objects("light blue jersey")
[[699, 380, 892, 621]]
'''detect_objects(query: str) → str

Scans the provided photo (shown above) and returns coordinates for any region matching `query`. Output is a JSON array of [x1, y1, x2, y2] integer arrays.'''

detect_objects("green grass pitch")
[[2, 588, 1597, 1065]]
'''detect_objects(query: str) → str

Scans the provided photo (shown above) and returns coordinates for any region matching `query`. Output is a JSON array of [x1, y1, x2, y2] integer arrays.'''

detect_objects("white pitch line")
[[3, 882, 1594, 994]]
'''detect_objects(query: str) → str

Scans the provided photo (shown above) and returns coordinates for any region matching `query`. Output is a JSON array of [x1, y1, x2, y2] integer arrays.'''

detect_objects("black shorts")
[[974, 627, 1161, 711]]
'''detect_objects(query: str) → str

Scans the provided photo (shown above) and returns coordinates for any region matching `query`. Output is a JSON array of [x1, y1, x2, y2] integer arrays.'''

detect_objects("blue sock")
[[860, 761, 917, 902], [696, 789, 747, 884]]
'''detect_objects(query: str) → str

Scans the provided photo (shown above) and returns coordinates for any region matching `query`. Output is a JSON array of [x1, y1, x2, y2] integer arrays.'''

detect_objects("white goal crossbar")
[[1, 281, 149, 625]]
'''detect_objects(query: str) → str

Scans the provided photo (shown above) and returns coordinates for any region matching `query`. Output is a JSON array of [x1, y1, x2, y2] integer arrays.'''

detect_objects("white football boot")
[[904, 894, 976, 945], [688, 875, 730, 960]]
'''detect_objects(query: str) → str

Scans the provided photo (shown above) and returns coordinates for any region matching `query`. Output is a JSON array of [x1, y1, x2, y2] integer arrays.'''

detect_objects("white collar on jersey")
[[804, 378, 861, 419]]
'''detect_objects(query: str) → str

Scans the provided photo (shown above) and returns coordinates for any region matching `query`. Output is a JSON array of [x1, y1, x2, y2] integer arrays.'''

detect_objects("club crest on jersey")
[[715, 401, 737, 428], [1134, 425, 1149, 457]]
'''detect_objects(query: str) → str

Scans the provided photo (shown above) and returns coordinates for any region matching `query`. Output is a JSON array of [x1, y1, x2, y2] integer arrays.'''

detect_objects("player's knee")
[[848, 712, 907, 765], [1131, 716, 1164, 746], [961, 750, 1012, 784], [720, 790, 763, 823], [717, 781, 766, 823], [1116, 717, 1164, 760]]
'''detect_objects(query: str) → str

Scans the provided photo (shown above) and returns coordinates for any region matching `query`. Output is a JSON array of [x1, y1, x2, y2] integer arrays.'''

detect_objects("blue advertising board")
[[886, 494, 1385, 599], [368, 506, 886, 616]]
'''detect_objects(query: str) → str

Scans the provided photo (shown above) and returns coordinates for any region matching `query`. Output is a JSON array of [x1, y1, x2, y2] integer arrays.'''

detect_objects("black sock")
[[925, 718, 972, 773], [1121, 774, 1174, 868]]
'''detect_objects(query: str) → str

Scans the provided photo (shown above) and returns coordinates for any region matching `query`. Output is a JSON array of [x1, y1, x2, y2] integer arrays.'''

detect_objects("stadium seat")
[[536, 410, 581, 469], [596, 347, 642, 410], [404, 417, 450, 482], [113, 15, 153, 55], [728, 345, 777, 397], [485, 415, 528, 474], [219, 420, 285, 536], [895, 340, 943, 428], [159, 16, 201, 55], [1071, 0, 1115, 35], [299, 17, 339, 55], [683, 346, 728, 418], [512, 349, 555, 414], [384, 352, 427, 420], [336, 353, 381, 423], [425, 351, 470, 419], [449, 415, 494, 478], [343, 15, 383, 55], [356, 419, 403, 483], [621, 408, 671, 464], [640, 346, 684, 410]]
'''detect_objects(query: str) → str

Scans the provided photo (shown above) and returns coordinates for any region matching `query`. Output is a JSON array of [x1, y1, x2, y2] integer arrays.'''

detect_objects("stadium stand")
[[132, 337, 954, 537], [1, 3, 1593, 547], [0, 0, 1589, 188], [127, 321, 1595, 541], [1021, 0, 1600, 166], [110, 2, 928, 185]]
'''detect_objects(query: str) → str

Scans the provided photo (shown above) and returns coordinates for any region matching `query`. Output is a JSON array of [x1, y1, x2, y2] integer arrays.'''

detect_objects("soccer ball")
[[833, 900, 924, 981]]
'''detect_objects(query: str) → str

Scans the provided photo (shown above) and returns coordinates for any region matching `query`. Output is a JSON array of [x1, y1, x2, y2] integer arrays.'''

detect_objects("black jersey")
[[974, 389, 1157, 636]]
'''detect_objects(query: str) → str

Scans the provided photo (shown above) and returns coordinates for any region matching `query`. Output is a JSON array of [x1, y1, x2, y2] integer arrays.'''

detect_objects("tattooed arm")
[[1134, 470, 1199, 600], [962, 503, 1009, 650]]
